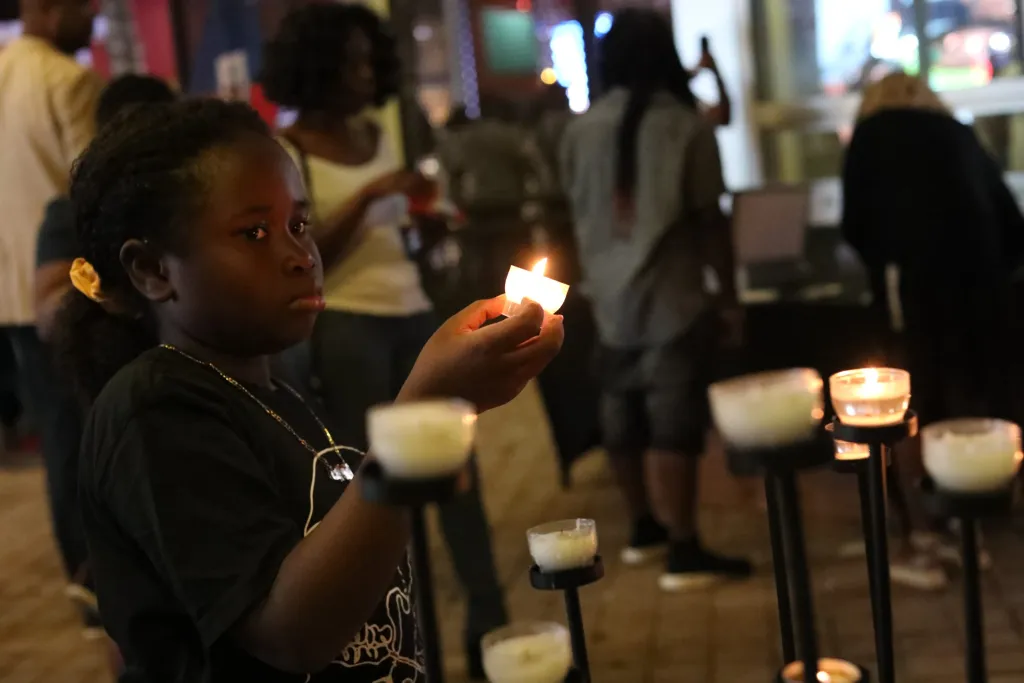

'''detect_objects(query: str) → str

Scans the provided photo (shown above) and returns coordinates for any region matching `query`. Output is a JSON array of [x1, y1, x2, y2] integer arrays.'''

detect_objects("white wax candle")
[[780, 658, 863, 683], [709, 369, 824, 449], [829, 368, 910, 427], [923, 419, 1022, 492], [482, 631, 572, 683], [366, 399, 477, 478], [527, 519, 598, 572], [504, 258, 569, 316]]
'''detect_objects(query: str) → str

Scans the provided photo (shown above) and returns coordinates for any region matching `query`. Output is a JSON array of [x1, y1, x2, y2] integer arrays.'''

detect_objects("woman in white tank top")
[[262, 6, 508, 676]]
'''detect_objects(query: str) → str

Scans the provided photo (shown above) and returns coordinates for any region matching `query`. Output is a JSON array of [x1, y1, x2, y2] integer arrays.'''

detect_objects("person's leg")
[[601, 389, 669, 565], [396, 313, 507, 676], [643, 323, 752, 592]]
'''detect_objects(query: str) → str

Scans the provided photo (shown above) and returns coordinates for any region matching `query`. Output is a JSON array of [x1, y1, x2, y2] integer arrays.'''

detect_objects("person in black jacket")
[[842, 72, 1024, 590]]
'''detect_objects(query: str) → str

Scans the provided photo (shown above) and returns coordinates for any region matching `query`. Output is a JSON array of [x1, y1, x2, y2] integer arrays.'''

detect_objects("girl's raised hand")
[[398, 297, 564, 411]]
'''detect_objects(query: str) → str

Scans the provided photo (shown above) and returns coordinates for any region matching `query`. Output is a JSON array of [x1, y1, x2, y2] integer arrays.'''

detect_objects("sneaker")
[[620, 514, 669, 566], [890, 550, 949, 591], [912, 530, 993, 571], [658, 539, 753, 592]]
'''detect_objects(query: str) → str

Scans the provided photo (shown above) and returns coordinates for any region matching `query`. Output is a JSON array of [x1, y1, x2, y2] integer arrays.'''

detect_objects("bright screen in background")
[[815, 0, 892, 92], [550, 20, 589, 112], [481, 8, 538, 74]]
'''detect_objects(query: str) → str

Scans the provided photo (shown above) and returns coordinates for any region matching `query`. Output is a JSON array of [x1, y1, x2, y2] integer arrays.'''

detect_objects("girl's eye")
[[243, 224, 268, 241], [290, 219, 310, 235]]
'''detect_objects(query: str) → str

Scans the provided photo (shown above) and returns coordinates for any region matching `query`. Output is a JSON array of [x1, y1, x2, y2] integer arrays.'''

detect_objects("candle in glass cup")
[[834, 439, 870, 461], [708, 369, 824, 449], [482, 622, 572, 683], [923, 418, 1023, 492], [503, 258, 569, 317], [527, 519, 598, 572], [780, 658, 863, 683], [366, 399, 477, 478], [829, 368, 910, 427]]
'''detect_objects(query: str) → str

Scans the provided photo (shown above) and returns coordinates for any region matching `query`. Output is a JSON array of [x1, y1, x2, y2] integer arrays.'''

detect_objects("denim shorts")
[[597, 313, 715, 456]]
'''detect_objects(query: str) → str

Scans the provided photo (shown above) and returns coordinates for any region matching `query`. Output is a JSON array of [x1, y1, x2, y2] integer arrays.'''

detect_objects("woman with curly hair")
[[261, 5, 508, 677]]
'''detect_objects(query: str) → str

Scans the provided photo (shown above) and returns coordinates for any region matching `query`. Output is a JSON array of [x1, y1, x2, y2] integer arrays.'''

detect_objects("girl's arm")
[[234, 299, 563, 672]]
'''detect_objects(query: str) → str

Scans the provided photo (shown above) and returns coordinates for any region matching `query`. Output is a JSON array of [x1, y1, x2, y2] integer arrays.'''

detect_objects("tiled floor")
[[5, 383, 1024, 682]]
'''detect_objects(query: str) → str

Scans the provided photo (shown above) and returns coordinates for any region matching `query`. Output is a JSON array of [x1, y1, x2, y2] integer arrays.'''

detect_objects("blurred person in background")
[[842, 72, 1024, 589], [33, 77, 176, 660], [0, 0, 98, 455], [261, 5, 507, 677], [561, 8, 751, 592]]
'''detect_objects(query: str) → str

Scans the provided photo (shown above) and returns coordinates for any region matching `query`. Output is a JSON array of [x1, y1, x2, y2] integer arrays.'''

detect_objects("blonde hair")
[[857, 72, 949, 121]]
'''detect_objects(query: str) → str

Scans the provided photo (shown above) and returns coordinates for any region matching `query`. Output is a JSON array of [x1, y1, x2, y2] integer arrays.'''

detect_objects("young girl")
[[55, 99, 563, 682]]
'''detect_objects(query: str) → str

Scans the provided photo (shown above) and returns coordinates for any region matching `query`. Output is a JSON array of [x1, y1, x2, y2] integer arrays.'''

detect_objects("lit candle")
[[366, 399, 477, 478], [923, 418, 1023, 492], [780, 658, 863, 683], [527, 519, 598, 572], [482, 623, 573, 683], [829, 368, 910, 427], [503, 258, 570, 317], [708, 369, 824, 449], [834, 439, 870, 461]]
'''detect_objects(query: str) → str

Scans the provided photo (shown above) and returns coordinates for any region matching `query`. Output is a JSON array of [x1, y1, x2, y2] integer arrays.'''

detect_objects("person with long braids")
[[560, 9, 751, 591], [260, 6, 510, 675], [53, 98, 563, 682]]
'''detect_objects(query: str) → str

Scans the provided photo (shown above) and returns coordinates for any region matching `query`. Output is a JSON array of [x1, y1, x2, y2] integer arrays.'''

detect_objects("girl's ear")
[[120, 239, 173, 303]]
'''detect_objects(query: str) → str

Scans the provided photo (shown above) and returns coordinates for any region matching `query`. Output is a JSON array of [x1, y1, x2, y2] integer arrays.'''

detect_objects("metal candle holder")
[[919, 477, 1013, 683], [528, 556, 605, 683], [829, 413, 917, 683], [361, 460, 474, 683], [728, 439, 868, 682]]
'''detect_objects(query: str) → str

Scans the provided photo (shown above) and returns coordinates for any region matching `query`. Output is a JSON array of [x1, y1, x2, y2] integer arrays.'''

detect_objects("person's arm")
[[34, 198, 79, 342], [55, 70, 102, 166], [697, 51, 732, 128], [686, 124, 735, 304], [109, 300, 562, 675]]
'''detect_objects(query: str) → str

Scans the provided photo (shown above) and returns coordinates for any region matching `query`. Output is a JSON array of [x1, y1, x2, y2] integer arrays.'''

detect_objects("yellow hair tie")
[[69, 258, 107, 303]]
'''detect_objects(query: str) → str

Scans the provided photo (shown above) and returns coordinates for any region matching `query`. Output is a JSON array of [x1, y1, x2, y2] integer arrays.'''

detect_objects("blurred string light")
[[540, 67, 558, 85], [550, 20, 589, 112], [594, 12, 613, 38]]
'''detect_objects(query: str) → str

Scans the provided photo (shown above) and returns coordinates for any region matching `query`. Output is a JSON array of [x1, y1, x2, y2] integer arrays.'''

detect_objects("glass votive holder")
[[923, 418, 1023, 493], [780, 658, 864, 682], [482, 621, 572, 683], [709, 369, 824, 449], [834, 439, 870, 461], [829, 367, 910, 427], [527, 519, 598, 572], [366, 399, 477, 478]]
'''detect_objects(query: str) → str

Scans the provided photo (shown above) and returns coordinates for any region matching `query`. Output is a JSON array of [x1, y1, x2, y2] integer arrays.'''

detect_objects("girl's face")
[[335, 28, 376, 114], [155, 136, 325, 357]]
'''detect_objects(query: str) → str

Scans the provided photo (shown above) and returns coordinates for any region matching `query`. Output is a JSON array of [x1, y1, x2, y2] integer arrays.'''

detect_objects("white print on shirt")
[[302, 443, 425, 682]]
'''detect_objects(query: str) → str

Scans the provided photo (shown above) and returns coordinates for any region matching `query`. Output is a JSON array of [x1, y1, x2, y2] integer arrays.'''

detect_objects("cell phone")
[[701, 35, 711, 53]]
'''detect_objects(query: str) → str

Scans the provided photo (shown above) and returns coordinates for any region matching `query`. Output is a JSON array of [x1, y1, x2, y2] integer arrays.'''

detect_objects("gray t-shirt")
[[560, 89, 726, 348]]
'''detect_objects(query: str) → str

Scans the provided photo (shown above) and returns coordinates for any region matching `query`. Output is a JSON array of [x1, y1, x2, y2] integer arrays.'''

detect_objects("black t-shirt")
[[80, 348, 423, 682]]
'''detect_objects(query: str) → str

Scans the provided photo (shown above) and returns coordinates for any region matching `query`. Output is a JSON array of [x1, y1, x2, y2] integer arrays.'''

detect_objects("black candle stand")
[[529, 556, 605, 683], [728, 439, 865, 682], [829, 413, 917, 683], [918, 477, 1013, 683], [360, 460, 473, 683]]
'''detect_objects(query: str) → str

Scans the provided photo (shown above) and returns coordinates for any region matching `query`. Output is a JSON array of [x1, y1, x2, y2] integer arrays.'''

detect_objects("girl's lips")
[[290, 295, 326, 312]]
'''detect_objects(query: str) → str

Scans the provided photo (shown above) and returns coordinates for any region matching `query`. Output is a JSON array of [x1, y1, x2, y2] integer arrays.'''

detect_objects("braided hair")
[[53, 99, 271, 403], [599, 9, 697, 213], [260, 3, 399, 111]]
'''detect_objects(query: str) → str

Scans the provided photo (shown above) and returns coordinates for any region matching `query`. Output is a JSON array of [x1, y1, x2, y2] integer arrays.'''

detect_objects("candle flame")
[[864, 368, 879, 386], [532, 258, 548, 276], [817, 673, 831, 683]]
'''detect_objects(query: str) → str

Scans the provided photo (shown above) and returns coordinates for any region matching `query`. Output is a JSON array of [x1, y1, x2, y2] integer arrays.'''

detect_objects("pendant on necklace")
[[318, 446, 356, 482]]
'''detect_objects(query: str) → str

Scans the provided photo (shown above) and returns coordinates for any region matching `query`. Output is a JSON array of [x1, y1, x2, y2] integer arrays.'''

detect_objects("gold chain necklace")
[[160, 344, 355, 482]]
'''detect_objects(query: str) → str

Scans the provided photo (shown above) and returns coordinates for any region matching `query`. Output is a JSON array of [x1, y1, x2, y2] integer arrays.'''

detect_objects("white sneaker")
[[911, 531, 992, 571], [890, 551, 949, 591]]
